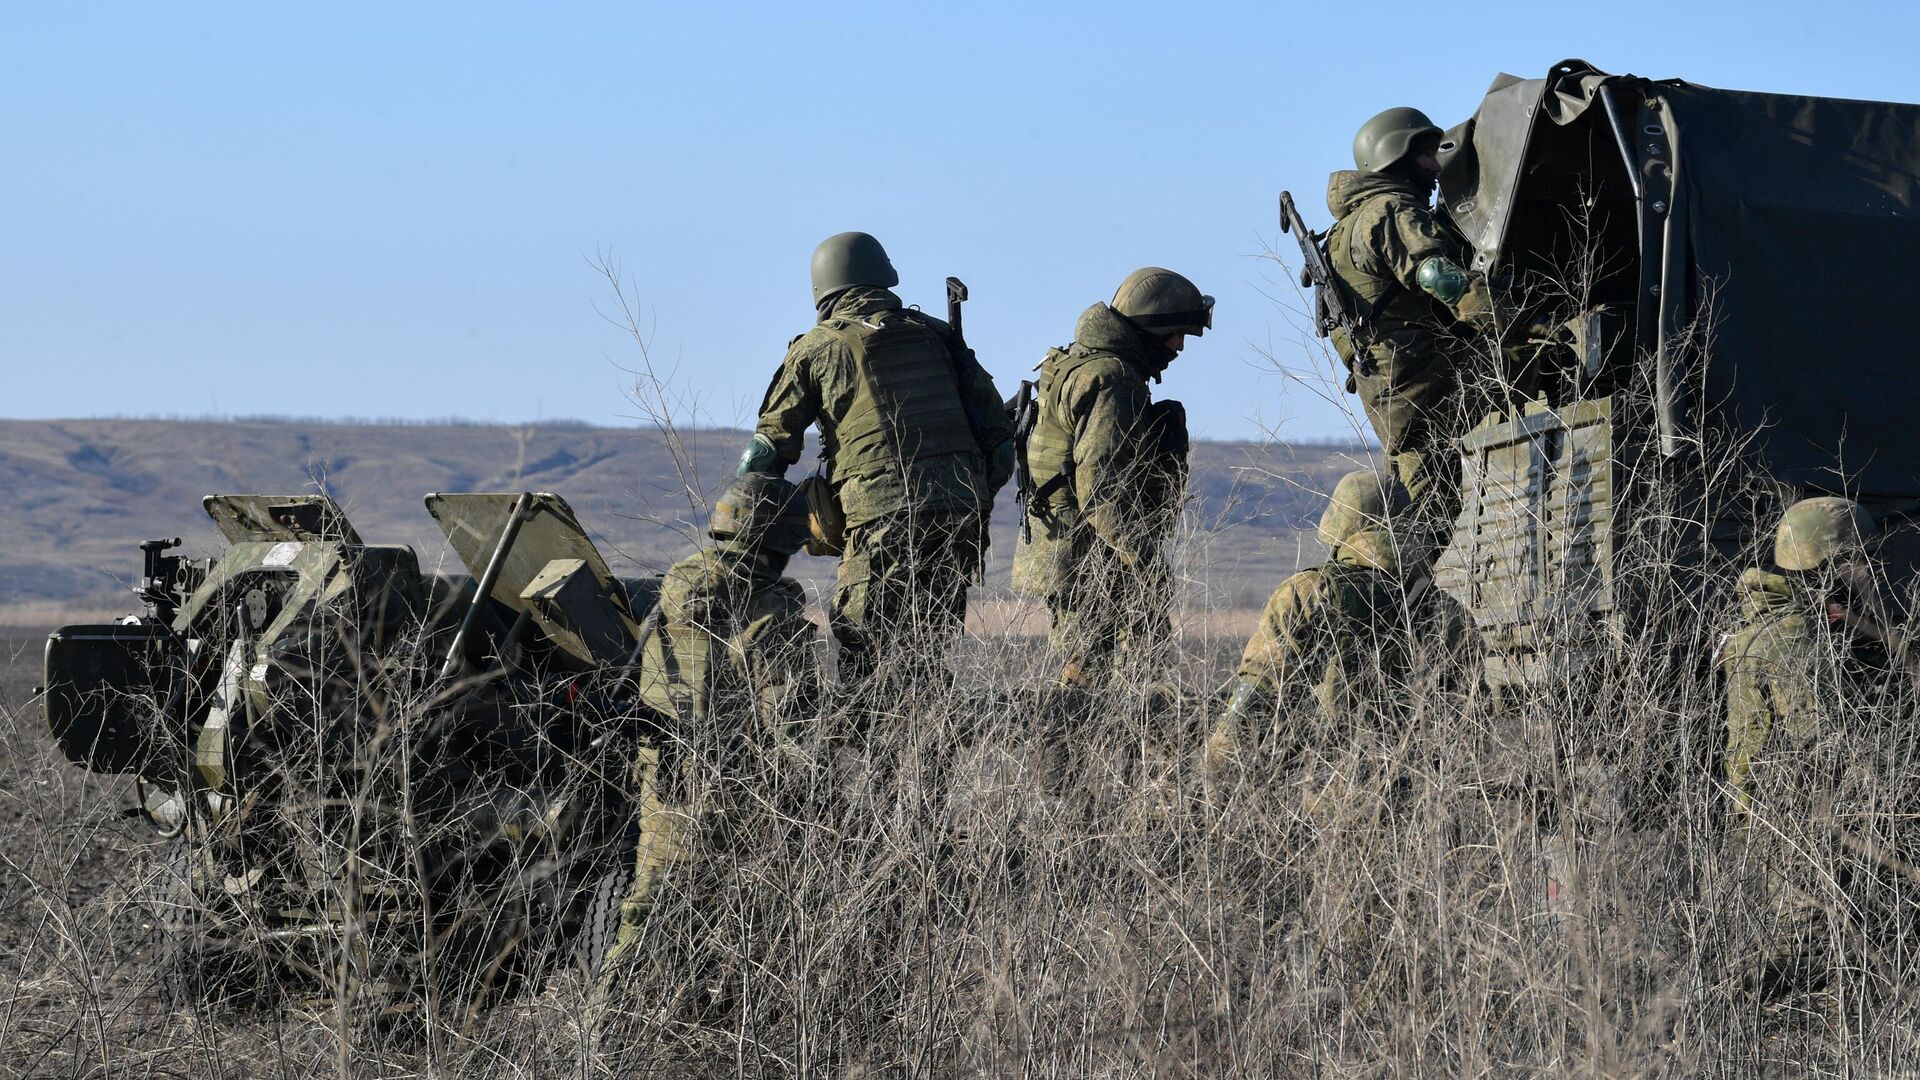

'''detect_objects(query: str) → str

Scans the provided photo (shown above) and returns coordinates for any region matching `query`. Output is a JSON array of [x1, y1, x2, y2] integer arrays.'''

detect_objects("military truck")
[[40, 491, 659, 1008], [1425, 59, 1920, 687]]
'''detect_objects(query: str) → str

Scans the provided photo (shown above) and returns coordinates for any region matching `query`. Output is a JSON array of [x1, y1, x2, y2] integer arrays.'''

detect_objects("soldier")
[[1199, 469, 1475, 1003], [1718, 496, 1908, 1000], [1017, 267, 1211, 688], [1326, 107, 1497, 560], [1203, 469, 1427, 778], [739, 231, 1014, 697], [602, 474, 820, 972]]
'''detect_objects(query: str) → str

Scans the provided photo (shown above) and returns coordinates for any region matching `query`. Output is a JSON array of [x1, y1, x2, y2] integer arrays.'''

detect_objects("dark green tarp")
[[1673, 83, 1920, 496], [1441, 62, 1920, 497]]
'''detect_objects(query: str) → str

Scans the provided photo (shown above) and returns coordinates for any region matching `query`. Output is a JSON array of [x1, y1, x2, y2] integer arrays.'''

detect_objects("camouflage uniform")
[[1718, 498, 1906, 999], [1019, 301, 1189, 686], [1721, 567, 1826, 815], [1202, 468, 1478, 777], [1215, 530, 1411, 752], [606, 500, 819, 969], [1200, 476, 1434, 992], [1325, 170, 1494, 547], [753, 284, 1013, 690]]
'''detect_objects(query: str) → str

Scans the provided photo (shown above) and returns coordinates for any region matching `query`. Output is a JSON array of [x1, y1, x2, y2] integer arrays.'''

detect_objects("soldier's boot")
[[597, 756, 692, 988]]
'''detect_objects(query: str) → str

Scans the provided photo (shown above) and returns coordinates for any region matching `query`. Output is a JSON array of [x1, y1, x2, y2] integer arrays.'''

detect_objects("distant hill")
[[0, 418, 1375, 624]]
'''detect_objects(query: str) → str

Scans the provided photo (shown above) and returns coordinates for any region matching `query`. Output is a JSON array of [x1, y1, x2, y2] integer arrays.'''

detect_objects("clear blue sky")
[[5, 2, 1916, 442]]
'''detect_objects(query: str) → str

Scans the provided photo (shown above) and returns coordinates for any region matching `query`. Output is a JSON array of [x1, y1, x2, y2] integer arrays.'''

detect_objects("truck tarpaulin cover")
[[1443, 61, 1920, 497]]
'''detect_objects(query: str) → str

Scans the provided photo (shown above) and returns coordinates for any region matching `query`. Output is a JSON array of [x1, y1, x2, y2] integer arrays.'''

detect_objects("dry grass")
[[6, 498, 1920, 1079], [5, 252, 1919, 1078]]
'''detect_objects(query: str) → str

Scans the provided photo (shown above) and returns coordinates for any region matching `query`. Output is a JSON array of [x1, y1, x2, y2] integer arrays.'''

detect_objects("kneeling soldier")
[[1721, 496, 1909, 1001], [603, 474, 820, 971], [1204, 469, 1418, 776]]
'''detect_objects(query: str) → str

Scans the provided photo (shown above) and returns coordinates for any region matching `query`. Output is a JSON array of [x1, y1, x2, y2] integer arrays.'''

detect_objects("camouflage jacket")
[[753, 286, 1015, 529], [1022, 302, 1185, 568], [1325, 171, 1494, 452], [1236, 532, 1412, 726], [634, 546, 818, 736], [1720, 569, 1840, 814]]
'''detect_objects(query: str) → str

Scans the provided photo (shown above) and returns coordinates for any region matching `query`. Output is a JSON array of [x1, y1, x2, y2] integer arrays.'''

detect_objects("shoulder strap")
[[1041, 347, 1114, 418]]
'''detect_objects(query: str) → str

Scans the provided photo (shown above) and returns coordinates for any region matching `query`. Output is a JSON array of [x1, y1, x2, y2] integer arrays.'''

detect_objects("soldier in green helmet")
[[1719, 496, 1908, 1000], [1326, 107, 1497, 562], [1015, 266, 1211, 687], [1198, 469, 1473, 993], [740, 231, 1015, 698], [602, 474, 821, 972], [1201, 469, 1469, 779]]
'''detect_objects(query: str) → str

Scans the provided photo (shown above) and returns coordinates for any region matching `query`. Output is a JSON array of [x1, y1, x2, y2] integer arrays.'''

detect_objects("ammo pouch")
[[1143, 399, 1189, 463], [799, 470, 845, 557]]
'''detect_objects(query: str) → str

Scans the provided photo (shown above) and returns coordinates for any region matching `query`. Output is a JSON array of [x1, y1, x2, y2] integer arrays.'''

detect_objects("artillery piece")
[[41, 491, 659, 1010]]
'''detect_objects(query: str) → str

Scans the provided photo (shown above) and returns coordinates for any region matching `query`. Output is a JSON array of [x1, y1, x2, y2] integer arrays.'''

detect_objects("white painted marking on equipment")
[[262, 542, 304, 567]]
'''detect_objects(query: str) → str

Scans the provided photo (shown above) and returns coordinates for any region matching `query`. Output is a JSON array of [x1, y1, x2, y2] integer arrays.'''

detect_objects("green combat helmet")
[[811, 231, 899, 304], [1111, 267, 1214, 337], [709, 474, 811, 557], [1318, 469, 1409, 547], [1318, 469, 1409, 574], [1774, 496, 1878, 572], [1352, 107, 1443, 172]]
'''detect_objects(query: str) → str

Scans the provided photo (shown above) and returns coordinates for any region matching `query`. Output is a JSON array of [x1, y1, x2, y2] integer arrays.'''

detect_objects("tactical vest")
[[1327, 193, 1454, 348], [1024, 346, 1092, 515], [1025, 347, 1187, 517], [637, 550, 764, 722], [819, 310, 978, 478]]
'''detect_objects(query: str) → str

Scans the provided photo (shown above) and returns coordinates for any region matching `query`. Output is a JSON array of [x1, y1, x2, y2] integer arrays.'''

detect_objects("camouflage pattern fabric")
[[752, 286, 1014, 529], [634, 545, 818, 733], [1325, 170, 1493, 544], [602, 746, 692, 971], [1203, 533, 1410, 772], [1043, 528, 1175, 687], [607, 544, 818, 968], [831, 505, 983, 695], [1721, 569, 1826, 813], [1018, 302, 1187, 683], [1717, 565, 1909, 998]]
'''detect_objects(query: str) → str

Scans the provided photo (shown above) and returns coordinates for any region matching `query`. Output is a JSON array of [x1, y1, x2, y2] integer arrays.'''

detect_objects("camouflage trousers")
[[603, 747, 692, 972], [831, 506, 983, 696], [1391, 445, 1461, 564], [1355, 362, 1472, 567], [1045, 537, 1173, 688]]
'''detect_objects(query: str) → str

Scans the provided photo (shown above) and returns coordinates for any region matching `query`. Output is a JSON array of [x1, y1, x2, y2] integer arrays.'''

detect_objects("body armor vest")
[[1026, 347, 1107, 514], [1327, 193, 1453, 339], [819, 311, 977, 477]]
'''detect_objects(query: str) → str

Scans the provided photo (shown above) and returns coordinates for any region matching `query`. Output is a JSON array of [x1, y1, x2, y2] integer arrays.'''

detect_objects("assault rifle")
[[1010, 380, 1038, 542], [941, 274, 990, 438], [1280, 190, 1375, 378]]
